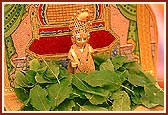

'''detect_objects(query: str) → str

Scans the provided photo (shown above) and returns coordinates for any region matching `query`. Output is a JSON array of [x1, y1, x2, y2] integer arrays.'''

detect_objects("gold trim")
[[37, 19, 105, 27], [37, 5, 43, 26], [30, 5, 39, 40], [137, 4, 155, 77], [38, 19, 105, 38], [145, 4, 159, 79], [104, 5, 112, 30], [22, 4, 31, 20], [108, 29, 120, 56], [104, 5, 109, 30], [93, 4, 97, 20], [44, 4, 49, 25]]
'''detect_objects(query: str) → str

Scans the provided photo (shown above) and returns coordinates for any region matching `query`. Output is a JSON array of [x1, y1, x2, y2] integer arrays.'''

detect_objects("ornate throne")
[[25, 4, 120, 63]]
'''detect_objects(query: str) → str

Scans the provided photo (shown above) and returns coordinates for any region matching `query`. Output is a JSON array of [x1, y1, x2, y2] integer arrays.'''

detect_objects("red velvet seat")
[[29, 30, 116, 55]]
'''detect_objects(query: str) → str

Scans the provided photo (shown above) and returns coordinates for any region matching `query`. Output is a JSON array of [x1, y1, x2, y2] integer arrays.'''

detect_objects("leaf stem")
[[41, 58, 60, 84], [119, 69, 127, 76], [107, 99, 113, 104], [76, 102, 81, 107], [121, 85, 135, 95]]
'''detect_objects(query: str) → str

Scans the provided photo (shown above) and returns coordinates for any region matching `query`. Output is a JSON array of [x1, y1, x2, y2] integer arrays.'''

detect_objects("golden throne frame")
[[25, 4, 120, 61]]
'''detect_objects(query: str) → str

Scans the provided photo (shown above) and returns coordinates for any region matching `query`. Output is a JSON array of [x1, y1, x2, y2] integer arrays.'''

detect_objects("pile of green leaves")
[[14, 56, 164, 111]]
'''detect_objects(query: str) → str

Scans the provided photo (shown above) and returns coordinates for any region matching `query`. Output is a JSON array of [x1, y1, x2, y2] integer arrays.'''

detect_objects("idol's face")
[[74, 31, 90, 48]]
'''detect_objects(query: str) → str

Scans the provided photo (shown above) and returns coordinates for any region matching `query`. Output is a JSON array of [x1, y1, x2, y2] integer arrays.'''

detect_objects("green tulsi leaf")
[[111, 90, 131, 111], [93, 53, 110, 70], [56, 99, 75, 111], [24, 70, 36, 84], [14, 84, 29, 102], [83, 92, 107, 105], [45, 66, 59, 79], [30, 85, 51, 111], [141, 83, 164, 108], [100, 59, 114, 71], [83, 70, 122, 91], [37, 66, 47, 75], [128, 73, 147, 87], [72, 73, 109, 97], [29, 59, 42, 71], [18, 97, 31, 111], [69, 86, 86, 99], [47, 79, 72, 109], [35, 73, 53, 83], [15, 71, 34, 87], [129, 86, 144, 105], [80, 105, 108, 111], [111, 56, 127, 70]]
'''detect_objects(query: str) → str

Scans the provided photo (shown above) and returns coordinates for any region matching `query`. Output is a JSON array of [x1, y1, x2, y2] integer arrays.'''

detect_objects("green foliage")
[[140, 83, 164, 108], [94, 53, 110, 70], [111, 90, 131, 111], [111, 56, 127, 70], [35, 73, 53, 84], [55, 99, 75, 111], [83, 92, 107, 105], [47, 79, 72, 109], [24, 70, 36, 84], [14, 56, 164, 111], [100, 59, 114, 71], [30, 85, 51, 111], [80, 105, 108, 111], [29, 59, 42, 71], [72, 73, 110, 97], [83, 70, 122, 92], [15, 71, 34, 88], [14, 84, 29, 102]]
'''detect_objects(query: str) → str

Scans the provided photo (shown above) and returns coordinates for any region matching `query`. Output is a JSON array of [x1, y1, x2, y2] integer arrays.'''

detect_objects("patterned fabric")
[[4, 4, 27, 86], [127, 20, 140, 56], [117, 4, 140, 58]]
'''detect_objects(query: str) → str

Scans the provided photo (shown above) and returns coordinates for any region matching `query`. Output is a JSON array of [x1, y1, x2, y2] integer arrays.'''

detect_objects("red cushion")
[[29, 30, 115, 55]]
